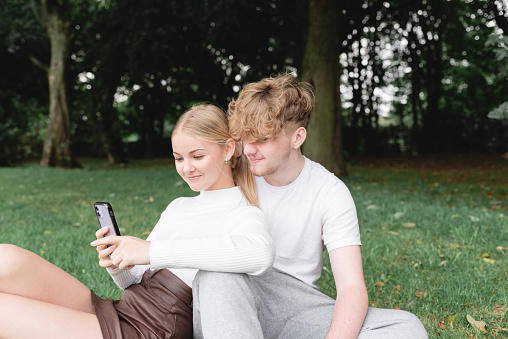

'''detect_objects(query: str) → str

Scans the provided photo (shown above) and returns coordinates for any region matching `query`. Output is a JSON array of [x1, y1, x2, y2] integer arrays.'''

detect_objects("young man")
[[192, 75, 428, 339]]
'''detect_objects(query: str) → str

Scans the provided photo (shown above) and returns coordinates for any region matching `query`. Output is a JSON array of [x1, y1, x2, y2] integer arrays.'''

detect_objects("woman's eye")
[[194, 155, 204, 159], [174, 157, 183, 162]]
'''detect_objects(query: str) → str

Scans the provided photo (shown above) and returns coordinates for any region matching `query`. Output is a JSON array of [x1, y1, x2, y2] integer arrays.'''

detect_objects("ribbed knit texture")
[[107, 187, 274, 289]]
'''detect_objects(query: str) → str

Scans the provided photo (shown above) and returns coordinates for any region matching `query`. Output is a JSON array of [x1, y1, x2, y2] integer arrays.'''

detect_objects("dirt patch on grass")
[[348, 153, 507, 171], [348, 153, 508, 190]]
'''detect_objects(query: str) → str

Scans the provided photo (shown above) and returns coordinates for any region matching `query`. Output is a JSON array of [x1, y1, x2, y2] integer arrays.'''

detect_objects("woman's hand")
[[91, 235, 151, 270], [93, 227, 118, 269]]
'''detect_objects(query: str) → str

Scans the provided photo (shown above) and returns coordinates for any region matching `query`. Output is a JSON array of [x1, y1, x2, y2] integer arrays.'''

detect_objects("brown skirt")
[[91, 269, 193, 339]]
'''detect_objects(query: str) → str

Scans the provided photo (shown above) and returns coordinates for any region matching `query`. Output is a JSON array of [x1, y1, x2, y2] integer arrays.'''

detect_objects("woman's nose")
[[183, 159, 194, 173]]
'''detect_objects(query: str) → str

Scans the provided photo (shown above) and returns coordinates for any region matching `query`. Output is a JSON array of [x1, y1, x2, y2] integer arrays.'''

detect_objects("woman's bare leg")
[[0, 292, 102, 339], [0, 244, 94, 313]]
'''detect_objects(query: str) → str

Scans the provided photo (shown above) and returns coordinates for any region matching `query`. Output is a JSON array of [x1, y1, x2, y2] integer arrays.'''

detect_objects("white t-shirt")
[[107, 187, 275, 289], [256, 157, 361, 289]]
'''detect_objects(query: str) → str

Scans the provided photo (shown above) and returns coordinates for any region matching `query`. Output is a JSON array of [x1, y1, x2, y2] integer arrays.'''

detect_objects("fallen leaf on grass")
[[466, 314, 488, 334], [496, 246, 506, 255], [491, 327, 508, 335], [393, 306, 400, 310], [492, 304, 507, 316], [437, 320, 446, 329], [469, 215, 480, 222], [402, 222, 416, 228], [374, 281, 385, 287], [416, 291, 427, 298], [483, 258, 496, 264]]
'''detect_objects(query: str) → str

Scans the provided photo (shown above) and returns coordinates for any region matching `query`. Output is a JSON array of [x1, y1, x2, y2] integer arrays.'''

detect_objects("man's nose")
[[243, 142, 256, 155]]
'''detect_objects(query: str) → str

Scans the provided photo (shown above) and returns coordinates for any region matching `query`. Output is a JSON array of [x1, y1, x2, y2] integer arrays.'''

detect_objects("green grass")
[[319, 163, 507, 338], [0, 158, 506, 338]]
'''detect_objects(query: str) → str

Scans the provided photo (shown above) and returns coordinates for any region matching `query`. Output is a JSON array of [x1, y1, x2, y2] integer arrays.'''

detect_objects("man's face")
[[242, 128, 294, 178]]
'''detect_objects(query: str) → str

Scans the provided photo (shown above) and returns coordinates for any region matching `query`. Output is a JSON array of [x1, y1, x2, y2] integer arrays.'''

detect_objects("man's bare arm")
[[326, 245, 369, 339]]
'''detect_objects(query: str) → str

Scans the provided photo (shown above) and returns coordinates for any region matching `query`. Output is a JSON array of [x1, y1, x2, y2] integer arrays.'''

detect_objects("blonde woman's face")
[[172, 132, 234, 192]]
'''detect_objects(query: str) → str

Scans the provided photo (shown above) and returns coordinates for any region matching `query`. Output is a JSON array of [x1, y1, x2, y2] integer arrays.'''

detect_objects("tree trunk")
[[90, 67, 126, 165], [302, 0, 347, 176], [90, 96, 126, 165], [419, 0, 444, 154], [31, 0, 76, 167]]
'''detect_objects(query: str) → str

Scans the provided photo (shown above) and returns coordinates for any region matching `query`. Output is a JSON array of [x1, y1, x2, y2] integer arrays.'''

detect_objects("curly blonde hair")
[[228, 74, 314, 142]]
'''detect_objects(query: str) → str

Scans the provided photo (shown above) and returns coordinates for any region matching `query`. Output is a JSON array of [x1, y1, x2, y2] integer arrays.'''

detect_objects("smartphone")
[[94, 202, 121, 243]]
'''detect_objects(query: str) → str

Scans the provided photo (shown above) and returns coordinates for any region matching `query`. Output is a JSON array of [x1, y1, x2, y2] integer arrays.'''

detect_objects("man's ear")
[[225, 138, 236, 160], [292, 127, 307, 149]]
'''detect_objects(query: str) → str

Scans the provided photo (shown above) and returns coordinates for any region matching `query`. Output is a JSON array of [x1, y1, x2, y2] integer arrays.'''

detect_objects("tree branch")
[[29, 54, 49, 73]]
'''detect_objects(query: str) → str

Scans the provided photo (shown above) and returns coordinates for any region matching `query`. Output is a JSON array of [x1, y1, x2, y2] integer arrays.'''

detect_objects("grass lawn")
[[0, 155, 506, 338]]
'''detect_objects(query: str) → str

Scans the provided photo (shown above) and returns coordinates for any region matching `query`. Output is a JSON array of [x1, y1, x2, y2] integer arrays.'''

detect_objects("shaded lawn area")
[[0, 154, 506, 338]]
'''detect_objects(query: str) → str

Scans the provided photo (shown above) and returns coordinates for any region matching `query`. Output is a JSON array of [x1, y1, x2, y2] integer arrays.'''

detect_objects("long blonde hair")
[[173, 104, 259, 207]]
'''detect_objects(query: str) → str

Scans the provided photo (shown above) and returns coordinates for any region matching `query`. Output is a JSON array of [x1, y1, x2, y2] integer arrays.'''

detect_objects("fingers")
[[93, 228, 111, 253], [98, 245, 117, 269], [95, 227, 109, 239], [99, 245, 116, 259], [91, 235, 120, 248], [110, 247, 130, 270]]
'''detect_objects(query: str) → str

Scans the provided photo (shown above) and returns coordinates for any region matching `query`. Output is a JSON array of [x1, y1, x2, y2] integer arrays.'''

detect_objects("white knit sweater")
[[107, 187, 275, 289]]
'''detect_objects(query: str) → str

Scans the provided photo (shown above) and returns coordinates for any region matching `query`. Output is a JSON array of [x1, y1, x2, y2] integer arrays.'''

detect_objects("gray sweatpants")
[[193, 269, 428, 339]]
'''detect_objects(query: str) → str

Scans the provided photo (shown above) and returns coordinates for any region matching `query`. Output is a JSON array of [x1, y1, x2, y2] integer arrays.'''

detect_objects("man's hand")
[[91, 233, 151, 270]]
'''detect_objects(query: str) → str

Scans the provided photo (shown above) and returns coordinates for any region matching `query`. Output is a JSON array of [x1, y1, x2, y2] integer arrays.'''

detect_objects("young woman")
[[0, 104, 275, 339]]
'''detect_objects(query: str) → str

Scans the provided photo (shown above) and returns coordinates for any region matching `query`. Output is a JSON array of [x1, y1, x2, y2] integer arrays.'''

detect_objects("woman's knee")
[[0, 244, 32, 278]]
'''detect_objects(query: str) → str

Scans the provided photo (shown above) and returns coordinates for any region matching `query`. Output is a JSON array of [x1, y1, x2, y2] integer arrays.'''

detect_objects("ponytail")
[[231, 144, 259, 208]]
